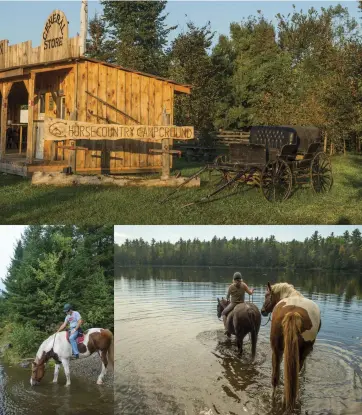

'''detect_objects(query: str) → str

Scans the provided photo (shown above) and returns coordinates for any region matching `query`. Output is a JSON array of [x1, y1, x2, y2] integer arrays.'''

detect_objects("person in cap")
[[56, 304, 83, 359], [222, 272, 254, 335]]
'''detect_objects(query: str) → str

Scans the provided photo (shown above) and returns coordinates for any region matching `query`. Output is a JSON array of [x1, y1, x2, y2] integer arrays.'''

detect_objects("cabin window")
[[60, 97, 66, 119]]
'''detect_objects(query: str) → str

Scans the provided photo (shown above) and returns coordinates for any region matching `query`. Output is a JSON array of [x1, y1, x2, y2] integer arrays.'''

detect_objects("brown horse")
[[261, 282, 321, 411], [217, 298, 261, 359]]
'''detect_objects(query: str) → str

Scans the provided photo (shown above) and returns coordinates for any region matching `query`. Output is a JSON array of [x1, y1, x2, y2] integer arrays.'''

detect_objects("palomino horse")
[[261, 282, 321, 411], [217, 298, 261, 359], [30, 328, 114, 386]]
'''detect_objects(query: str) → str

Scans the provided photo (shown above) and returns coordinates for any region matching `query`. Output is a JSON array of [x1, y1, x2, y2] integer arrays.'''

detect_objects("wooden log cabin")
[[0, 9, 192, 177]]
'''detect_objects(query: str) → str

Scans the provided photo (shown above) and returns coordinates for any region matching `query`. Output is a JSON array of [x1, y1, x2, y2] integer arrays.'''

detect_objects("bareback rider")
[[56, 304, 83, 359], [222, 272, 255, 335]]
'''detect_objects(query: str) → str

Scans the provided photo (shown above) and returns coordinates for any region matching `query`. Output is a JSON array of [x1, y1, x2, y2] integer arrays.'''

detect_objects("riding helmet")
[[233, 272, 242, 281], [63, 303, 72, 312]]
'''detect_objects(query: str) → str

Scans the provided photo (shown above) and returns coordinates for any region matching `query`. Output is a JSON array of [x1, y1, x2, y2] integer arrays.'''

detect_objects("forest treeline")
[[87, 1, 362, 153], [0, 225, 114, 358], [115, 229, 362, 270]]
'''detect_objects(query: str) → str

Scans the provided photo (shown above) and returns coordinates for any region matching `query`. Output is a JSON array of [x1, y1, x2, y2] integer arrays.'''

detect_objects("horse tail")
[[247, 308, 257, 359], [282, 311, 302, 411]]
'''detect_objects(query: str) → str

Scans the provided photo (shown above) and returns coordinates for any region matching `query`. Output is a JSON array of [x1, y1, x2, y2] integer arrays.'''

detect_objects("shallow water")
[[115, 267, 362, 415], [0, 355, 114, 414]]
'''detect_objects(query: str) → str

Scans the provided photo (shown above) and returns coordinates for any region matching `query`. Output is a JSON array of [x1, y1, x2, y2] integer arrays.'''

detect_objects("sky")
[[0, 1, 360, 48], [0, 226, 26, 291], [114, 225, 362, 245]]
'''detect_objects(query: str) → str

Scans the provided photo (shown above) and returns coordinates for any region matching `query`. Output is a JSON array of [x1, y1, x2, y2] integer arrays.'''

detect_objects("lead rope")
[[261, 313, 272, 326]]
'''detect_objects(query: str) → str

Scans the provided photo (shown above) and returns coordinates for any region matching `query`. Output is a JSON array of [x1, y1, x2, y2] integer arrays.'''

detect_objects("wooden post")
[[323, 131, 327, 153], [19, 125, 23, 154], [161, 109, 170, 180], [26, 73, 35, 163], [0, 84, 7, 160]]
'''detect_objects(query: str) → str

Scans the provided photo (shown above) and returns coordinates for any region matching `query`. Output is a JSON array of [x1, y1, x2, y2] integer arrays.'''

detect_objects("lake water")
[[0, 355, 114, 415], [115, 267, 362, 415]]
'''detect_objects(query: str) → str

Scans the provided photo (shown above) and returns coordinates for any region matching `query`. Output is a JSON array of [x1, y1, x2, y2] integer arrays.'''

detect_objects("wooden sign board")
[[0, 10, 79, 70], [40, 10, 69, 62], [44, 118, 194, 141]]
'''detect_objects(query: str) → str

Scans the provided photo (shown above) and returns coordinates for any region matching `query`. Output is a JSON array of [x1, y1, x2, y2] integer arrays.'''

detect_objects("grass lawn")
[[0, 154, 361, 224]]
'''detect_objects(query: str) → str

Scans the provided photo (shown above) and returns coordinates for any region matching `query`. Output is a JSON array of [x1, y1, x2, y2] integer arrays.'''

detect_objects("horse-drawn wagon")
[[165, 125, 333, 203]]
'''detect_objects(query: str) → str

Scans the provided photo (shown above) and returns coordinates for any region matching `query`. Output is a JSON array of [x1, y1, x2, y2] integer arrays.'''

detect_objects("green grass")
[[0, 154, 362, 224]]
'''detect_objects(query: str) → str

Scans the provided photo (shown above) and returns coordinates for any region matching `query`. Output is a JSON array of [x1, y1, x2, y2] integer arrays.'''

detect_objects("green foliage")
[[100, 0, 176, 74], [168, 21, 219, 140], [0, 226, 114, 341], [8, 323, 43, 358], [115, 228, 362, 270]]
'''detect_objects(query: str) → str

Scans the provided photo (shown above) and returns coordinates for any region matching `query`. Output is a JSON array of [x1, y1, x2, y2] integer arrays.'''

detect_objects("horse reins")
[[261, 313, 272, 326]]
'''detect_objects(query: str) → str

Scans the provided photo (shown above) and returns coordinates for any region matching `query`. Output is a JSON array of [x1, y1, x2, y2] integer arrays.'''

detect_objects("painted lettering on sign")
[[41, 11, 69, 52], [44, 119, 195, 141]]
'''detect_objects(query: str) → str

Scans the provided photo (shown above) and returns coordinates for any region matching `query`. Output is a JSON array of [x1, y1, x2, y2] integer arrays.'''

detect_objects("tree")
[[101, 0, 176, 74], [86, 12, 114, 62], [168, 21, 218, 140]]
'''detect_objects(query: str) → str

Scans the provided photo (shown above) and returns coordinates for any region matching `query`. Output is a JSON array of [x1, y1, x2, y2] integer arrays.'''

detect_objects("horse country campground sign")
[[44, 118, 195, 141]]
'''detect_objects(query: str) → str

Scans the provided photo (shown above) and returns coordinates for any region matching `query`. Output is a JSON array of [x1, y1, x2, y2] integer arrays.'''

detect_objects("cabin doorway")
[[6, 81, 28, 158]]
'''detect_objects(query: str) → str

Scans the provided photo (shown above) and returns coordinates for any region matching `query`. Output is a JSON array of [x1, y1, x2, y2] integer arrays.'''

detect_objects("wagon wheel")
[[310, 152, 333, 194], [214, 154, 230, 166], [261, 159, 293, 202]]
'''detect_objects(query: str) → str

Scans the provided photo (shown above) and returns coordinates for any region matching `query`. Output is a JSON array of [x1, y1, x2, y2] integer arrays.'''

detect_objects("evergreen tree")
[[101, 0, 176, 74]]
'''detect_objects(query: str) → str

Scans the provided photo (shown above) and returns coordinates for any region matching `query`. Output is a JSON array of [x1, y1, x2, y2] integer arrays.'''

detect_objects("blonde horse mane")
[[271, 282, 302, 299]]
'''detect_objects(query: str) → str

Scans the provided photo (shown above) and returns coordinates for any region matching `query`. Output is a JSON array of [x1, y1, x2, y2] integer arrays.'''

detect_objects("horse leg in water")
[[271, 346, 282, 398], [235, 329, 245, 355], [52, 363, 61, 383], [61, 358, 71, 386], [97, 350, 108, 385]]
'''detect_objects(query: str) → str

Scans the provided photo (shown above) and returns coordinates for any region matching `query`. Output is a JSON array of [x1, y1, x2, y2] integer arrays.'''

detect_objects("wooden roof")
[[0, 56, 192, 94]]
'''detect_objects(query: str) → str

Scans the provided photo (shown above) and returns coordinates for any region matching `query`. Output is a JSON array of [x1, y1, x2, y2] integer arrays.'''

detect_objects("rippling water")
[[115, 267, 362, 415], [0, 356, 114, 415]]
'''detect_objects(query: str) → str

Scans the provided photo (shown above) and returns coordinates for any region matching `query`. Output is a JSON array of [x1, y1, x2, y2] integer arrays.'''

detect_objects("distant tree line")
[[86, 1, 362, 153], [115, 229, 362, 270], [0, 226, 114, 357]]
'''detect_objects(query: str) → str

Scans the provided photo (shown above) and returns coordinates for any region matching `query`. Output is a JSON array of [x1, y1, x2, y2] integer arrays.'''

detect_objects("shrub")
[[8, 323, 43, 357]]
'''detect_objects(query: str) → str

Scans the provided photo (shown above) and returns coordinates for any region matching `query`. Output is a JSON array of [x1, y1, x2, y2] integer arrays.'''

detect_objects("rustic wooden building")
[[0, 10, 192, 177]]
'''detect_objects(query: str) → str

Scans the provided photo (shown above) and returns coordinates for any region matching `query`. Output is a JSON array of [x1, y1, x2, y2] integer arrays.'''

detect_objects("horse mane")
[[35, 333, 57, 362], [271, 283, 302, 299]]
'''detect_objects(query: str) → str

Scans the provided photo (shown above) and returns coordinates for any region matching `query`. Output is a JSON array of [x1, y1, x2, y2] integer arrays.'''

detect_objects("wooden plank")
[[26, 73, 35, 162], [87, 61, 99, 170], [154, 80, 163, 167], [44, 118, 194, 141], [98, 62, 107, 170], [0, 83, 7, 160], [0, 68, 24, 80], [85, 90, 140, 124], [140, 76, 149, 168], [32, 171, 200, 188], [124, 72, 132, 167], [116, 69, 126, 168], [148, 78, 156, 167], [107, 66, 118, 170]]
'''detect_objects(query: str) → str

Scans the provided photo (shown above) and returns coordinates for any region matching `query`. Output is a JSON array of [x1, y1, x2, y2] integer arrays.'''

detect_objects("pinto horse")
[[30, 328, 114, 387], [261, 282, 321, 411], [217, 298, 261, 359]]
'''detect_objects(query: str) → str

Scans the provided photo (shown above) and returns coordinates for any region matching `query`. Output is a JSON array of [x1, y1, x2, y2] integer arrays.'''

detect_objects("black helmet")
[[63, 303, 72, 312], [233, 272, 242, 281]]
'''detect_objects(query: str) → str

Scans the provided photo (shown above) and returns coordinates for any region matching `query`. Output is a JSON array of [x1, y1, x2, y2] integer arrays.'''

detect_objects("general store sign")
[[44, 118, 194, 141]]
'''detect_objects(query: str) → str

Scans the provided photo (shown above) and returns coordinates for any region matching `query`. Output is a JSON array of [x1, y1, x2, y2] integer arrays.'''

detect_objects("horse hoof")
[[65, 383, 71, 387], [97, 380, 104, 385]]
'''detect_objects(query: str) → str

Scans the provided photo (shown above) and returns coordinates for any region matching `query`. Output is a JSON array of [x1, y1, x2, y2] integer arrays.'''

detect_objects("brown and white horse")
[[30, 328, 114, 387], [261, 282, 321, 411]]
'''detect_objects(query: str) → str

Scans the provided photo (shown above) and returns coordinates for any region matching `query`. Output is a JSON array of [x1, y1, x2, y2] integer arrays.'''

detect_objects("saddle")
[[66, 328, 85, 344]]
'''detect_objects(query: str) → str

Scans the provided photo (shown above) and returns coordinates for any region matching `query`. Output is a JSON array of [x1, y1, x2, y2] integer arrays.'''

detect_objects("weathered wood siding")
[[72, 60, 175, 173]]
